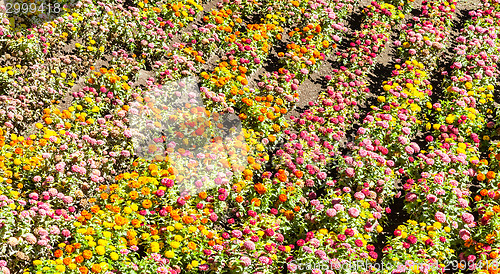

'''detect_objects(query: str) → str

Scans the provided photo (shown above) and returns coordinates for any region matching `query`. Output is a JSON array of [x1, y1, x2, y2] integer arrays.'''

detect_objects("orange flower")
[[91, 264, 102, 273], [491, 251, 499, 259], [284, 210, 294, 221], [254, 183, 267, 194], [129, 191, 138, 200], [79, 266, 89, 274], [63, 257, 72, 265], [188, 242, 197, 250], [235, 196, 244, 203], [54, 249, 63, 258], [65, 245, 74, 253], [278, 194, 287, 202], [142, 199, 152, 209], [82, 250, 92, 260], [182, 215, 194, 224], [115, 215, 128, 226], [277, 173, 287, 182], [478, 173, 486, 181], [131, 219, 141, 227], [294, 170, 303, 178], [487, 171, 496, 180], [251, 198, 261, 206], [481, 189, 489, 196]]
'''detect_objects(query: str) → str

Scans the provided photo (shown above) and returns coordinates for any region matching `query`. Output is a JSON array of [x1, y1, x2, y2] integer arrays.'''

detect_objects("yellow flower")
[[170, 241, 180, 249], [151, 242, 160, 253], [110, 252, 119, 260], [130, 204, 138, 211], [445, 114, 455, 124], [378, 96, 386, 103], [55, 265, 65, 272], [174, 235, 183, 242], [426, 122, 431, 131], [174, 223, 183, 230], [165, 250, 175, 258], [95, 245, 105, 256]]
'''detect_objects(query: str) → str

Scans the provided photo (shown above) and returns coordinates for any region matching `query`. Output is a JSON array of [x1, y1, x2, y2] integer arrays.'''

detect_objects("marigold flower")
[[82, 250, 92, 260]]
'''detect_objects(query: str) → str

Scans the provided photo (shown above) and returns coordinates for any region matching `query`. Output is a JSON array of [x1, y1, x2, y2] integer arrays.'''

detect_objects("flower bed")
[[2, 0, 500, 273]]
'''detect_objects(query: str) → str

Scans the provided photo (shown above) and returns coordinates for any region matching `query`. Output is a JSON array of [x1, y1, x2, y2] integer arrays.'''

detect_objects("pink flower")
[[435, 211, 446, 223], [209, 213, 218, 222], [61, 229, 71, 237], [240, 256, 251, 266], [426, 194, 437, 203], [462, 213, 474, 224], [161, 178, 174, 188], [345, 168, 355, 177], [243, 240, 255, 250], [7, 237, 18, 246], [326, 208, 337, 217], [348, 208, 360, 218], [24, 233, 36, 244], [288, 263, 298, 272], [231, 230, 242, 238], [407, 235, 417, 244], [459, 229, 470, 241], [29, 193, 39, 200]]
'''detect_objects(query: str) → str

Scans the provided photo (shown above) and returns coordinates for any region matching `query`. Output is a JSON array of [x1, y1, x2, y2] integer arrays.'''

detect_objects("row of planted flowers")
[[382, 0, 500, 273]]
